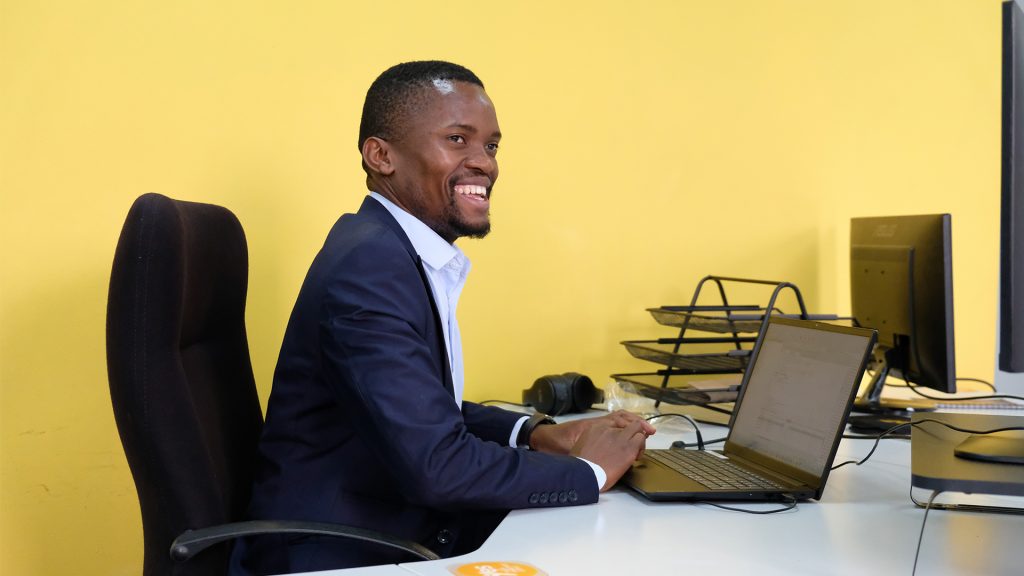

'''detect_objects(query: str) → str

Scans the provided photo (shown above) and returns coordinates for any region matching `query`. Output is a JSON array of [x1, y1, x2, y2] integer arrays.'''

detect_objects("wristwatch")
[[518, 412, 556, 449]]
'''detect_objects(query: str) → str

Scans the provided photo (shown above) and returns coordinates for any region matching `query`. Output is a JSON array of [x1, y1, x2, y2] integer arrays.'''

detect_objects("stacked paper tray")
[[646, 308, 766, 333], [621, 340, 750, 374], [611, 373, 740, 405]]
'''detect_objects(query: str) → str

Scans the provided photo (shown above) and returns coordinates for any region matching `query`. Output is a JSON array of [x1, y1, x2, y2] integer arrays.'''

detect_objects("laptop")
[[624, 316, 876, 501]]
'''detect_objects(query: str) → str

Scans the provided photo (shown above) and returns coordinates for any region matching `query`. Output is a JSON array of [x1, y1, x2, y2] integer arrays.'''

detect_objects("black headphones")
[[521, 372, 604, 416]]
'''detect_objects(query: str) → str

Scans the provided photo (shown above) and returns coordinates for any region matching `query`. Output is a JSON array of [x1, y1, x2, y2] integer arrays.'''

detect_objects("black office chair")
[[106, 193, 439, 576]]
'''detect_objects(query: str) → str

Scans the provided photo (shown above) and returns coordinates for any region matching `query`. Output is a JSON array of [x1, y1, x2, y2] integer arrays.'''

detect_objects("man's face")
[[383, 81, 501, 242]]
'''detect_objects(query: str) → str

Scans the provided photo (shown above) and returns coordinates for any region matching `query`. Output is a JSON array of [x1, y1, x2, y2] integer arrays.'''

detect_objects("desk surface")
[[297, 412, 1024, 576]]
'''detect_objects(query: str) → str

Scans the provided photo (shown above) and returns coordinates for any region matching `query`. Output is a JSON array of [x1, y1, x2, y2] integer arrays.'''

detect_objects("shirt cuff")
[[578, 457, 607, 492], [510, 415, 530, 448]]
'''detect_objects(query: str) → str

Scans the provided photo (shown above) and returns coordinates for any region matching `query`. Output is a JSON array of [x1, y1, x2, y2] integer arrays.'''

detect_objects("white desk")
[[299, 414, 1024, 576]]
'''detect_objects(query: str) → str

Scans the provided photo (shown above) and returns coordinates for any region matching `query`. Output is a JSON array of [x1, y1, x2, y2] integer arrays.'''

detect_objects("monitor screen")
[[1000, 0, 1024, 374], [850, 214, 956, 407]]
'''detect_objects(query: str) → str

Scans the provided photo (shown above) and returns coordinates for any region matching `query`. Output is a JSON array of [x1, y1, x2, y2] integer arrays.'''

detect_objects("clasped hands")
[[529, 410, 656, 491]]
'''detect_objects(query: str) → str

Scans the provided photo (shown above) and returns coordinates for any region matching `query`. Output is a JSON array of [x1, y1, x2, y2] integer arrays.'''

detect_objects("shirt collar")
[[369, 192, 466, 271]]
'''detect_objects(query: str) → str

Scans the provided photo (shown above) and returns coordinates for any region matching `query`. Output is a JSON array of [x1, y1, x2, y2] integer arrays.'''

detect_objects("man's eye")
[[448, 135, 466, 144], [486, 142, 499, 153]]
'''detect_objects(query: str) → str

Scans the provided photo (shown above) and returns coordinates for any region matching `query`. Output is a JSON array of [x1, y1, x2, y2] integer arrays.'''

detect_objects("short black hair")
[[358, 60, 484, 151]]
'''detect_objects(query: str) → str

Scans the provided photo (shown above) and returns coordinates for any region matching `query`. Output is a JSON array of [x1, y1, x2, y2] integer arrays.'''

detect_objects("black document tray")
[[612, 373, 740, 405], [621, 340, 750, 374], [647, 307, 766, 333], [648, 307, 839, 334]]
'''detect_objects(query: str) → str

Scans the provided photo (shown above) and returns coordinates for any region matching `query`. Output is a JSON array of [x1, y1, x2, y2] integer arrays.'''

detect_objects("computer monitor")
[[850, 214, 956, 410], [1000, 0, 1024, 375]]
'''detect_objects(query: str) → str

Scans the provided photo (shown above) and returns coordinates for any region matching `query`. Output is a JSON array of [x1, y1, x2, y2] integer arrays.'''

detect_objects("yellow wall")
[[0, 1, 1005, 573]]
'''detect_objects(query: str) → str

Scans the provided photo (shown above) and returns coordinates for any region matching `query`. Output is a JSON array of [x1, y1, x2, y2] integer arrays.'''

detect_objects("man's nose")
[[465, 147, 497, 174]]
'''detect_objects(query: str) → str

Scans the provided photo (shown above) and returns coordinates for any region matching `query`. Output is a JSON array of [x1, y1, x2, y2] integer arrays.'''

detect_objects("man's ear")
[[362, 137, 395, 176]]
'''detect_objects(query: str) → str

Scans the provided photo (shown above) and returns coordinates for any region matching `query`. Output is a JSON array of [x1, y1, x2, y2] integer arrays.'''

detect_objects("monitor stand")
[[847, 413, 913, 436], [847, 348, 933, 435], [851, 346, 937, 415], [910, 412, 1024, 514], [955, 432, 1024, 466]]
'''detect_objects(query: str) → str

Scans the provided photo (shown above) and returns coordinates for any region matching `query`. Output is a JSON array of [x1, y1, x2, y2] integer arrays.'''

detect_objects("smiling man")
[[361, 73, 499, 242], [231, 61, 654, 574]]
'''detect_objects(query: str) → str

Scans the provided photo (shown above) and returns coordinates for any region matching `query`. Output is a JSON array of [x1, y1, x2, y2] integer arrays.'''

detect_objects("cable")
[[477, 399, 529, 407], [647, 413, 705, 450], [698, 403, 734, 417], [911, 489, 941, 576], [695, 494, 798, 515], [842, 431, 908, 440], [832, 423, 911, 469], [905, 383, 1024, 403], [955, 377, 996, 391], [881, 375, 997, 393], [833, 420, 1024, 470], [690, 415, 732, 427], [912, 418, 1024, 436]]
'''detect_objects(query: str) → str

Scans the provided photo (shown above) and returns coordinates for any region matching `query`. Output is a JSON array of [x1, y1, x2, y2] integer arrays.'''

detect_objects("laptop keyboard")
[[646, 449, 785, 490]]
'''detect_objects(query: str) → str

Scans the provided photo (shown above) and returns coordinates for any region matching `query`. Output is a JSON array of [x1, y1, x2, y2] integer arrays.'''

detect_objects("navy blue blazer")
[[233, 197, 597, 573]]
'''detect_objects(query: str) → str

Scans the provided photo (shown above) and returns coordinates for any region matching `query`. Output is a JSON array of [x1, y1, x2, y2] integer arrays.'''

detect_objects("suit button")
[[436, 529, 453, 545], [539, 492, 548, 504], [529, 493, 539, 504], [558, 491, 568, 503], [568, 489, 578, 502], [549, 491, 558, 503]]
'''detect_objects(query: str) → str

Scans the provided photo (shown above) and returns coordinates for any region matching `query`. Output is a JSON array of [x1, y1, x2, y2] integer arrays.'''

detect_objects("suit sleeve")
[[318, 232, 598, 511], [461, 401, 525, 446]]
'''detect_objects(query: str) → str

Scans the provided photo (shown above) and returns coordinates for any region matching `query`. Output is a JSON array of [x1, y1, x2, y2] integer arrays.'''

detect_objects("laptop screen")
[[727, 319, 873, 477]]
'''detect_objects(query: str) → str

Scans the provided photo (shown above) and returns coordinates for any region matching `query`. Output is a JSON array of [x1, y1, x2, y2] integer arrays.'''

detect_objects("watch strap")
[[518, 412, 556, 449]]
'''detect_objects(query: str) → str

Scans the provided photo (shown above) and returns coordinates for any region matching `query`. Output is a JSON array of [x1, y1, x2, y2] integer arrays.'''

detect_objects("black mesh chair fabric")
[[106, 193, 439, 576], [107, 193, 263, 576]]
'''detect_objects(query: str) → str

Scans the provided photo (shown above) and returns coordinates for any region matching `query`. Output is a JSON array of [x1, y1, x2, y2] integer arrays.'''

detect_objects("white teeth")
[[455, 185, 486, 197]]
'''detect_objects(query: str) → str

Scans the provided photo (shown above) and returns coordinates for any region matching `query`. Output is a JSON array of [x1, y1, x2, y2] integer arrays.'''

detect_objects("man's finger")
[[606, 410, 654, 432]]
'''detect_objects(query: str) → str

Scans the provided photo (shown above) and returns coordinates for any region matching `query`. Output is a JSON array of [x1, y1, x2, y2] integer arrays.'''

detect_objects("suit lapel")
[[356, 197, 456, 398]]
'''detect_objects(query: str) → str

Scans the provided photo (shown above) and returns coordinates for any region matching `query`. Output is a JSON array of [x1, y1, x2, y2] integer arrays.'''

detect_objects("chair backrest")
[[107, 193, 264, 576]]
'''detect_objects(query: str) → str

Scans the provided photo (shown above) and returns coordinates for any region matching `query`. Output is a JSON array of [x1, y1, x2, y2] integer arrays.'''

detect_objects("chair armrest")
[[169, 519, 441, 563]]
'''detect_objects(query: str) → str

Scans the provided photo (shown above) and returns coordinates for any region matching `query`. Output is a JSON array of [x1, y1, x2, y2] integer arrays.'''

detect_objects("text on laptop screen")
[[728, 322, 870, 475]]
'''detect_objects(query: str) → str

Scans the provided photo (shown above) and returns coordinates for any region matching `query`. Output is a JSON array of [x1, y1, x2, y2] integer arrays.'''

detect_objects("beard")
[[445, 192, 491, 239], [427, 182, 491, 241]]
